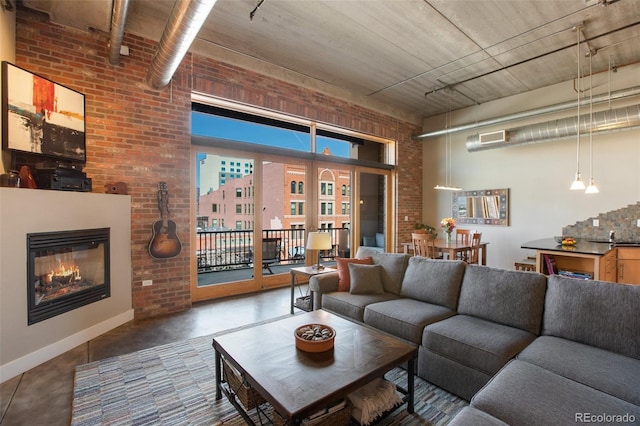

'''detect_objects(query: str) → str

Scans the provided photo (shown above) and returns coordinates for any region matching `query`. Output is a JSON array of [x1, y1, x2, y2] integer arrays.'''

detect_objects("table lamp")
[[306, 232, 332, 270]]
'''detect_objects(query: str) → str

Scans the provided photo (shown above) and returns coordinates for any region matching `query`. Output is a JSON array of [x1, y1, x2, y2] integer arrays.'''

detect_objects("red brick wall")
[[14, 8, 422, 318]]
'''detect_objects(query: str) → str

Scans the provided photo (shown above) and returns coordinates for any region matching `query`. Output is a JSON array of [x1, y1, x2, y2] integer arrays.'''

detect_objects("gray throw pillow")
[[349, 263, 384, 294]]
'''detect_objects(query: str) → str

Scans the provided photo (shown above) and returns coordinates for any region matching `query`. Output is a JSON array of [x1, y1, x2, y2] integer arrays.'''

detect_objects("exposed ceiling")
[[20, 0, 640, 122]]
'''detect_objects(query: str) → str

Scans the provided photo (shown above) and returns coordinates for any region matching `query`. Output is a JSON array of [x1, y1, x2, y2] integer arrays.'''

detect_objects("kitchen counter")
[[521, 238, 617, 280], [521, 238, 614, 256]]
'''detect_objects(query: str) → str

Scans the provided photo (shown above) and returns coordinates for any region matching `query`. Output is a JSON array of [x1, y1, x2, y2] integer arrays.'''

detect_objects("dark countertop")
[[521, 238, 614, 256]]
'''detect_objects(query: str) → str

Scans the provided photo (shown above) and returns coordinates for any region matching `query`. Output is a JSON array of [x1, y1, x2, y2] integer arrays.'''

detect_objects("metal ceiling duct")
[[108, 0, 131, 65], [415, 86, 640, 140], [466, 103, 640, 152], [145, 0, 217, 89]]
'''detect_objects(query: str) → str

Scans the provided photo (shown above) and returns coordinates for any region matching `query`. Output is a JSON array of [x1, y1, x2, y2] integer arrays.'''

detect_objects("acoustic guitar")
[[148, 182, 182, 259]]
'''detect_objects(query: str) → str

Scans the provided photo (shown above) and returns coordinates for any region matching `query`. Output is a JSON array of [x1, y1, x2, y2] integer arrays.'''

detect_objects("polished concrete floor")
[[0, 285, 302, 425]]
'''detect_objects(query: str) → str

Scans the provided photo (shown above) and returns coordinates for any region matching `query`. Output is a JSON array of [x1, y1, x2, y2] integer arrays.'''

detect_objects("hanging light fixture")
[[585, 52, 599, 194], [434, 107, 462, 191], [570, 25, 586, 191]]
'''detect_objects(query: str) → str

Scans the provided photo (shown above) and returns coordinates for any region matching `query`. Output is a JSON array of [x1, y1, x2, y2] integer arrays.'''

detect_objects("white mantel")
[[0, 188, 133, 382]]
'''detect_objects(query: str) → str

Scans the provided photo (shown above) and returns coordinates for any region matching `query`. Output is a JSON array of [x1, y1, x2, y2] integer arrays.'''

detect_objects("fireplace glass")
[[27, 228, 110, 325]]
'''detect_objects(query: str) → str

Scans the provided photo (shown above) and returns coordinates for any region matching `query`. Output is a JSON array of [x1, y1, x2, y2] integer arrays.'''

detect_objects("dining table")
[[401, 239, 489, 265]]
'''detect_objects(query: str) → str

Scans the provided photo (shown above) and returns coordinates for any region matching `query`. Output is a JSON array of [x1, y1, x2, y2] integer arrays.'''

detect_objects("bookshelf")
[[538, 250, 601, 279]]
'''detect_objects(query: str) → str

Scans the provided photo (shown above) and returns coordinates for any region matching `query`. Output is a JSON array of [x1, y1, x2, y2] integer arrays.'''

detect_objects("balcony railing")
[[196, 228, 348, 273]]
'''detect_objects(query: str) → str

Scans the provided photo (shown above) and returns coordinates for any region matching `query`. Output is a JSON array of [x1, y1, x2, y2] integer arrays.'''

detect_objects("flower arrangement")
[[440, 217, 456, 233]]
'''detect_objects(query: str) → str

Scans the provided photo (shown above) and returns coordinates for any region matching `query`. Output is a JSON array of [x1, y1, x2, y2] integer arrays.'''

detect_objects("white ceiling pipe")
[[146, 0, 217, 89], [415, 86, 640, 140]]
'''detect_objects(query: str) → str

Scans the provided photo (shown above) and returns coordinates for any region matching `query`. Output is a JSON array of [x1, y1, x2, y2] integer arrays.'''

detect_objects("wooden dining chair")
[[466, 232, 482, 264], [412, 232, 439, 258], [455, 229, 471, 245], [454, 229, 471, 260]]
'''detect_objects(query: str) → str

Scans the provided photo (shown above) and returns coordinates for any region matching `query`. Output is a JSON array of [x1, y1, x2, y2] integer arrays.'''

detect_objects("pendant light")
[[570, 26, 586, 191], [585, 52, 599, 194], [434, 107, 462, 191]]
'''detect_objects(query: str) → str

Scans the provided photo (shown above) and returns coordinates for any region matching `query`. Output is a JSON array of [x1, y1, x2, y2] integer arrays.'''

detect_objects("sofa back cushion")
[[543, 275, 640, 359], [371, 252, 410, 295], [400, 258, 465, 310], [457, 265, 547, 335]]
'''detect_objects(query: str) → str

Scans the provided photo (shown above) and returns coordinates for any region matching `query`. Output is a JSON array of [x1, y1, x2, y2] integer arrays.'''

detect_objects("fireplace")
[[27, 228, 110, 325]]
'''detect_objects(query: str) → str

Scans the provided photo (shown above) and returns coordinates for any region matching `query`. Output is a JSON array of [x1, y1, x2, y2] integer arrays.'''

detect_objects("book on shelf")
[[544, 254, 558, 275], [558, 270, 592, 280]]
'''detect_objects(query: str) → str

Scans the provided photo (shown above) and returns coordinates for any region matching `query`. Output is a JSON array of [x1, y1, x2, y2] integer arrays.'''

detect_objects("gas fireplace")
[[27, 228, 110, 325]]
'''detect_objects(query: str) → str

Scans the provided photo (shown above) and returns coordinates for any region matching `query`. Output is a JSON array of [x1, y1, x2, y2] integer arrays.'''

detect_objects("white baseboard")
[[0, 309, 134, 383]]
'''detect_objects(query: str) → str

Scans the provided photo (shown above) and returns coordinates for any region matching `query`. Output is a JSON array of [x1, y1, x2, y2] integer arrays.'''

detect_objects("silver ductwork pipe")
[[466, 103, 640, 152], [146, 0, 217, 89], [108, 0, 131, 65], [415, 86, 640, 140]]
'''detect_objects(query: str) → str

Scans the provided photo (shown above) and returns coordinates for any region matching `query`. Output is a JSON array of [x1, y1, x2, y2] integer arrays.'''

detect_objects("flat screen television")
[[2, 61, 86, 164]]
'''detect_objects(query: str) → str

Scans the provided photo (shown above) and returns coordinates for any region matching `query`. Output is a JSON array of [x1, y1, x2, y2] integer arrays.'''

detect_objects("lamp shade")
[[306, 232, 332, 250]]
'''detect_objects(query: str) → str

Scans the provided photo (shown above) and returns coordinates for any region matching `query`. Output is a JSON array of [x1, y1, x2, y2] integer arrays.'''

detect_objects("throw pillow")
[[336, 256, 373, 291], [349, 263, 384, 295]]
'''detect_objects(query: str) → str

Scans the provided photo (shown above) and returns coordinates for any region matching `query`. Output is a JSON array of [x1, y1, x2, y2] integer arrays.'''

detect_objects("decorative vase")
[[445, 231, 452, 244]]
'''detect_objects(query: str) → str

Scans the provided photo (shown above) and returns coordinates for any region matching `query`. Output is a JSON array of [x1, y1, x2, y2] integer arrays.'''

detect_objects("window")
[[236, 188, 242, 198], [235, 221, 242, 229], [290, 202, 296, 215], [236, 204, 242, 214], [298, 182, 304, 194], [341, 202, 349, 215], [327, 183, 333, 196], [298, 202, 304, 215], [212, 204, 217, 213], [321, 202, 326, 215], [327, 203, 333, 215], [290, 181, 296, 194]]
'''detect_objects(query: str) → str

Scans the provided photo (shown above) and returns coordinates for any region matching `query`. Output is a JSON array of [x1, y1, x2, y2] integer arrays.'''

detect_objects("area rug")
[[72, 319, 467, 425]]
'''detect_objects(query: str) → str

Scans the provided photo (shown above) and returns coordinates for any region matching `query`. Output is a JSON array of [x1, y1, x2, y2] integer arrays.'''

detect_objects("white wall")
[[0, 189, 133, 382], [422, 62, 640, 270]]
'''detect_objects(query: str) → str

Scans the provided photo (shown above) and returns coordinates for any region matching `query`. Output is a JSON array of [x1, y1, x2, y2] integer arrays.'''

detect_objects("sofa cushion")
[[321, 291, 400, 322], [543, 275, 640, 359], [447, 407, 508, 426], [371, 252, 410, 295], [336, 256, 372, 291], [457, 265, 547, 335], [363, 298, 455, 344], [375, 232, 385, 248], [517, 335, 640, 406], [423, 315, 536, 376], [349, 263, 384, 295], [471, 360, 640, 425], [400, 258, 465, 310]]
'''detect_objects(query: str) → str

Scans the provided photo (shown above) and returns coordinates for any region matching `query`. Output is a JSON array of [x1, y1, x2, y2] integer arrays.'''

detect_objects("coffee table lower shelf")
[[218, 357, 411, 425]]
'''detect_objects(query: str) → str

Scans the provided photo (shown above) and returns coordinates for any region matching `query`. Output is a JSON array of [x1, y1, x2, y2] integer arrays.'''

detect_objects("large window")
[[192, 97, 395, 301]]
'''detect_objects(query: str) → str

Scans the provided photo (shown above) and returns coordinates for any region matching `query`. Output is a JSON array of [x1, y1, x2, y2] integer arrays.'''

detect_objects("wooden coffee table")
[[213, 310, 418, 425]]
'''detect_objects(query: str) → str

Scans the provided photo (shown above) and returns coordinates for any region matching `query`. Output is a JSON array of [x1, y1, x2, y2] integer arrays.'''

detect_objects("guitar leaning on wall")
[[148, 182, 183, 259]]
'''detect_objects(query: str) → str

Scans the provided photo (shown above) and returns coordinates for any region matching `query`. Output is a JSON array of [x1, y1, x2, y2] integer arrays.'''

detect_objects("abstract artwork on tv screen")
[[2, 61, 86, 163]]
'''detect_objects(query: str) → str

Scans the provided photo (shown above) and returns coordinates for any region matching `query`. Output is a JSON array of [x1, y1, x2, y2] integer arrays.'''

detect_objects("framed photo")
[[2, 61, 86, 163]]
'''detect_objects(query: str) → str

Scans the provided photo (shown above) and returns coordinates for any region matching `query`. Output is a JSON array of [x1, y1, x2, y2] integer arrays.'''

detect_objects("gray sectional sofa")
[[309, 249, 640, 425]]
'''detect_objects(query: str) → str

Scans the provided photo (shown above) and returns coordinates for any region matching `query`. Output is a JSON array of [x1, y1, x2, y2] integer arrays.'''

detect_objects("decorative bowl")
[[294, 324, 336, 352], [554, 236, 580, 245]]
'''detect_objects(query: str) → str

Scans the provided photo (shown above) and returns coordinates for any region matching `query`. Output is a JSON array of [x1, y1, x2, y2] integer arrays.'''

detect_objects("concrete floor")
[[0, 285, 302, 425]]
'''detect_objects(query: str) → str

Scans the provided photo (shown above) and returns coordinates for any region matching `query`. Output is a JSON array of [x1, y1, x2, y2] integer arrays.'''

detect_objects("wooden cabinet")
[[617, 248, 640, 285], [600, 249, 617, 283]]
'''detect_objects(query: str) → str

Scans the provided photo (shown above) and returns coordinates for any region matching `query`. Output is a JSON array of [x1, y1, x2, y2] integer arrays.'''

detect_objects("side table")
[[290, 266, 336, 314]]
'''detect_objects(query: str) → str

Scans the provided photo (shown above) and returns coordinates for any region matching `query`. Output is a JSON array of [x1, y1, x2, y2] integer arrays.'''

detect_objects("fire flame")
[[48, 262, 82, 282]]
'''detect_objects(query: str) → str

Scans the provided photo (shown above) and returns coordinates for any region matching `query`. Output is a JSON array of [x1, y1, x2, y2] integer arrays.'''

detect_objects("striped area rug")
[[72, 325, 467, 425]]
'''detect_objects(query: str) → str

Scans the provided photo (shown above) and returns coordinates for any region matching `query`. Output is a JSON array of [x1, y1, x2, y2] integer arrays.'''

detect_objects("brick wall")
[[14, 8, 422, 318]]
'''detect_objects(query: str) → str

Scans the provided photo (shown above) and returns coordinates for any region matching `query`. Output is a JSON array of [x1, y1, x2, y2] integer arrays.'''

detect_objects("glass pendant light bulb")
[[570, 172, 586, 190], [585, 177, 599, 194]]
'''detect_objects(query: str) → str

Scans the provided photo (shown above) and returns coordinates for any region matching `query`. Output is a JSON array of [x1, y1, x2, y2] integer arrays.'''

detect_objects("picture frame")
[[452, 188, 510, 226], [2, 61, 86, 163]]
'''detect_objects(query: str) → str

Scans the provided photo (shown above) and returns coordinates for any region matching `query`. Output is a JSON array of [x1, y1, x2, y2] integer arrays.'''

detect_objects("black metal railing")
[[196, 228, 348, 273]]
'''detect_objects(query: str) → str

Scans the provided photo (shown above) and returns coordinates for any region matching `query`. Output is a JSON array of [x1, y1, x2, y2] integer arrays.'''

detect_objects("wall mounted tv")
[[2, 61, 86, 163]]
